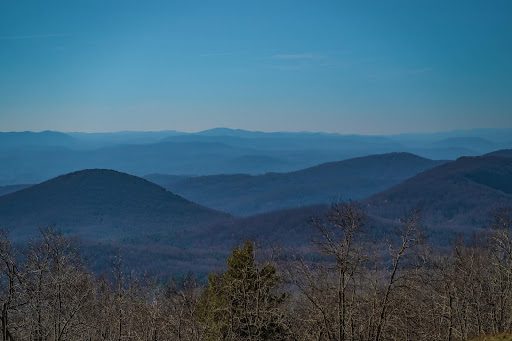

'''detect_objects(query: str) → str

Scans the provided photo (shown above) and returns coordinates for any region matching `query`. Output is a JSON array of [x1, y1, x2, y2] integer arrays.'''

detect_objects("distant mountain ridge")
[[147, 152, 445, 215], [0, 130, 75, 148], [1, 128, 510, 185]]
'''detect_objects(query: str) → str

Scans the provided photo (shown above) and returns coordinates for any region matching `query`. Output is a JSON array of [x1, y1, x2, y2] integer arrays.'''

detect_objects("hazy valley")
[[1, 129, 511, 276]]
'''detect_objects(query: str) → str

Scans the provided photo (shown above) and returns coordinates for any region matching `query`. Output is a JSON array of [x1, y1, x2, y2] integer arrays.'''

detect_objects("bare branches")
[[374, 210, 422, 341], [1, 207, 512, 341]]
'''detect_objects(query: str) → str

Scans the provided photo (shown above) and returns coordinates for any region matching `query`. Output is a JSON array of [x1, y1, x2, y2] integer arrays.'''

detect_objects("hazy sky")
[[1, 0, 511, 134]]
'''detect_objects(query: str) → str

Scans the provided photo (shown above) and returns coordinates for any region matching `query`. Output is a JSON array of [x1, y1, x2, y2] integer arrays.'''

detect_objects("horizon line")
[[1, 126, 512, 137]]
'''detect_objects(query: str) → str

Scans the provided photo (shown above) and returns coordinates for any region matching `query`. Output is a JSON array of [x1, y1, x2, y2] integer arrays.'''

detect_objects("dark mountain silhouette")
[[485, 149, 512, 158], [0, 169, 228, 242], [0, 184, 31, 197], [147, 153, 445, 216], [365, 155, 512, 229]]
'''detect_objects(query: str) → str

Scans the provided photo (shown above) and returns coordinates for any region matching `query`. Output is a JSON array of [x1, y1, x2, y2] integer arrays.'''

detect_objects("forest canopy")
[[1, 204, 511, 341]]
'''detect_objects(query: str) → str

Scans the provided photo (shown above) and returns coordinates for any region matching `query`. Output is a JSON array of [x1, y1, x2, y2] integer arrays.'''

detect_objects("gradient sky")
[[1, 0, 511, 134]]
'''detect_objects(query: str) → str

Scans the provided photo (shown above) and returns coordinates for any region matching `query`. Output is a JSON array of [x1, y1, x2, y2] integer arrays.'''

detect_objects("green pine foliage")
[[197, 241, 289, 340]]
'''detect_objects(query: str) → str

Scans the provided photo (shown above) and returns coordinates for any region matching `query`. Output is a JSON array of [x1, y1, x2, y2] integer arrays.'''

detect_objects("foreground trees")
[[198, 241, 288, 340], [0, 205, 511, 340], [287, 204, 423, 341]]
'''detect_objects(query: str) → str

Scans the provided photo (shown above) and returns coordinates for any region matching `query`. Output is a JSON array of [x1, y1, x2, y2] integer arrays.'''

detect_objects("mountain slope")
[[0, 184, 31, 197], [485, 149, 512, 158], [0, 169, 228, 242], [365, 156, 512, 229], [148, 152, 445, 216]]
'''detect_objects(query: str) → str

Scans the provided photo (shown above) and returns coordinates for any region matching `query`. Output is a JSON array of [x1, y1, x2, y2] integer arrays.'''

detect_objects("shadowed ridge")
[[0, 169, 229, 242], [485, 149, 512, 158], [148, 152, 444, 216], [0, 184, 31, 197], [365, 155, 512, 229]]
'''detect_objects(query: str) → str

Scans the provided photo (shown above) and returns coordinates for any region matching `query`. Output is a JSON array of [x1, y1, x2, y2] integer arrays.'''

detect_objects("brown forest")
[[1, 203, 512, 341]]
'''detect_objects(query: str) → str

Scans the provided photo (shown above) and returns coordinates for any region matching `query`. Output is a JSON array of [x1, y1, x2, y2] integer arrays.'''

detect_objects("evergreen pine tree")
[[198, 241, 288, 340]]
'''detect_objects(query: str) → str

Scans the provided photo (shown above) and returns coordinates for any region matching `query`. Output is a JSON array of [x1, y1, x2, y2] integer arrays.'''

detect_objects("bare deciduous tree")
[[1, 206, 512, 341]]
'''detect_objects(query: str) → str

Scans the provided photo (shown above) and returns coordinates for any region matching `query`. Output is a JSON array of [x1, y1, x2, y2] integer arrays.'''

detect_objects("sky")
[[0, 0, 511, 134]]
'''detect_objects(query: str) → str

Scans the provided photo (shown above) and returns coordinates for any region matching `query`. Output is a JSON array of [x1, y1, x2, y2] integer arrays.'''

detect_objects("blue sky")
[[0, 0, 511, 133]]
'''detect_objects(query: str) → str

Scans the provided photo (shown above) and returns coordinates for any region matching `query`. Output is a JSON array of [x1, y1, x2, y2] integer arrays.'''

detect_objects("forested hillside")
[[148, 152, 444, 215], [1, 204, 511, 340], [365, 155, 512, 229], [0, 169, 228, 242]]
